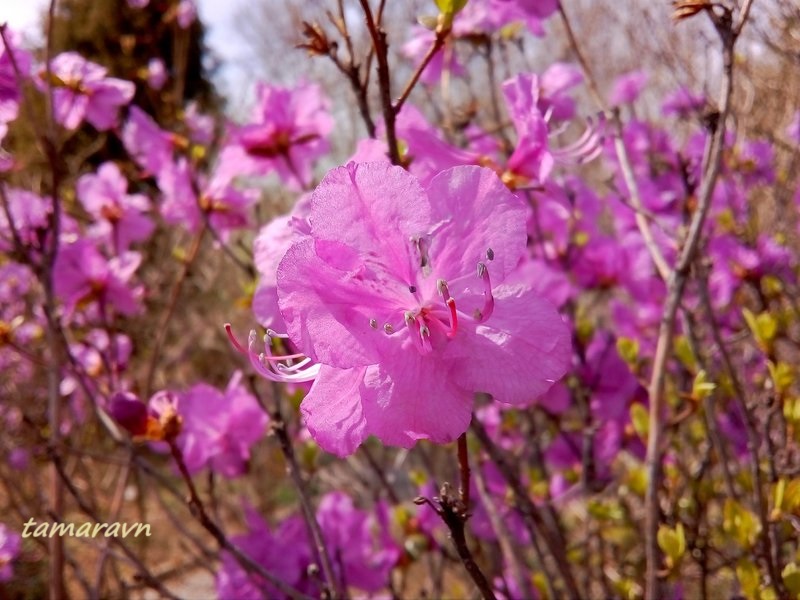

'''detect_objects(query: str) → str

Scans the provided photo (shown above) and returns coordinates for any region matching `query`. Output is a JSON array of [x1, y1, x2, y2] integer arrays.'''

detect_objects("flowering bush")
[[2, 1, 800, 599]]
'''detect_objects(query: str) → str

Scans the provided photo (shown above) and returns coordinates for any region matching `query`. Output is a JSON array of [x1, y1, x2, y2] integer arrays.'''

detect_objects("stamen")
[[446, 298, 459, 338], [224, 323, 247, 354], [411, 235, 432, 277], [224, 325, 319, 383], [436, 280, 458, 338], [418, 320, 433, 354], [266, 328, 290, 339], [473, 262, 495, 322]]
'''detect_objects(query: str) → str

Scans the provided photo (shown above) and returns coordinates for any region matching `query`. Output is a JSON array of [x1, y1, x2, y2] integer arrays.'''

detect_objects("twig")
[[457, 433, 471, 508], [166, 441, 314, 600], [471, 419, 581, 599], [557, 1, 671, 282], [268, 385, 342, 600], [416, 485, 498, 600], [144, 225, 206, 397], [642, 6, 747, 597], [357, 0, 400, 165]]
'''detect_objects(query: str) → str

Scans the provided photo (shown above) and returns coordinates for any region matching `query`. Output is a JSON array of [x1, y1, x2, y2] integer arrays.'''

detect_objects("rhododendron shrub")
[[2, 1, 800, 599]]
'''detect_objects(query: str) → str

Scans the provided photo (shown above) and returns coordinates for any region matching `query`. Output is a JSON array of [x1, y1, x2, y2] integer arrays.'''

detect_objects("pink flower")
[[252, 195, 311, 329], [122, 106, 177, 175], [46, 52, 134, 131], [77, 162, 154, 253], [0, 523, 21, 582], [266, 162, 570, 456], [218, 82, 333, 189], [157, 158, 258, 235], [146, 58, 167, 90], [177, 372, 268, 478], [610, 70, 649, 105], [0, 29, 31, 130], [53, 238, 142, 317], [316, 492, 399, 592]]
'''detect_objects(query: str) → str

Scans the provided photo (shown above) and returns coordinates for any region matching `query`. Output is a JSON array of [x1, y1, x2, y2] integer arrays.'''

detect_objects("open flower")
[[45, 52, 134, 131], [234, 162, 570, 456], [0, 523, 21, 582]]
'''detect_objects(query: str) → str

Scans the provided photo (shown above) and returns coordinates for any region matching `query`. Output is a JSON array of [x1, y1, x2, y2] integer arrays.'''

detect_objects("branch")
[[643, 6, 748, 597]]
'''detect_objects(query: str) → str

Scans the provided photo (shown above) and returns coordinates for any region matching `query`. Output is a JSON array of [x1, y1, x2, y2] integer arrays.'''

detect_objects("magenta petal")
[[362, 352, 472, 448], [448, 284, 571, 406], [277, 239, 401, 368], [301, 365, 370, 457], [425, 166, 528, 289], [310, 162, 431, 277]]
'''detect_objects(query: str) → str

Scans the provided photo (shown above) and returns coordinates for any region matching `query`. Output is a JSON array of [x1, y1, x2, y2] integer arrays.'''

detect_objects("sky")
[[0, 0, 253, 102]]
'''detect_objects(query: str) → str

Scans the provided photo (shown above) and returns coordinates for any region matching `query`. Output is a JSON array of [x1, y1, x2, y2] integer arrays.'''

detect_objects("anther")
[[486, 248, 494, 261], [409, 285, 417, 293], [383, 324, 394, 334], [474, 262, 494, 323], [369, 318, 378, 329]]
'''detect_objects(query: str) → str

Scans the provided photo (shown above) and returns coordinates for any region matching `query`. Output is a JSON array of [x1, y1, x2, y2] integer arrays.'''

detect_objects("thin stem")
[[643, 8, 745, 597], [457, 432, 471, 508], [144, 225, 206, 397], [357, 0, 400, 164], [269, 384, 342, 600], [166, 441, 314, 600], [471, 419, 581, 599], [557, 1, 671, 282]]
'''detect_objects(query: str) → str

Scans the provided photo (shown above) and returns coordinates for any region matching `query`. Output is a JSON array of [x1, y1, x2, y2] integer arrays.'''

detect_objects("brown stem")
[[643, 8, 745, 597], [695, 266, 784, 594], [457, 432, 471, 508], [167, 441, 314, 600], [144, 225, 206, 397], [269, 386, 342, 600], [357, 0, 400, 165], [471, 419, 581, 599], [418, 485, 497, 600]]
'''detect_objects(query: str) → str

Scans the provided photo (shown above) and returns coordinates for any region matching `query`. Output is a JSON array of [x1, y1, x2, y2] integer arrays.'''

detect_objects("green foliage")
[[743, 308, 778, 353], [656, 523, 686, 570]]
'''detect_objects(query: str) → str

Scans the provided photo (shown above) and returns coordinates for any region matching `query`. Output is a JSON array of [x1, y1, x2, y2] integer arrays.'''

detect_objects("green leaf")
[[743, 308, 778, 352], [691, 370, 717, 402], [434, 0, 468, 16], [616, 337, 640, 368], [782, 563, 800, 597], [674, 335, 697, 372], [736, 559, 760, 600], [767, 361, 794, 395], [630, 403, 649, 441], [657, 523, 686, 569], [723, 498, 762, 549]]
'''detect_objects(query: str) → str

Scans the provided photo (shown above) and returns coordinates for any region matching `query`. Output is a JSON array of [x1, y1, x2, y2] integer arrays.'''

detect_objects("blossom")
[[76, 162, 154, 253], [145, 58, 167, 90], [316, 492, 400, 592], [110, 390, 182, 441], [177, 372, 268, 478], [45, 52, 134, 131], [252, 195, 311, 329], [260, 162, 570, 456], [216, 510, 311, 599], [122, 106, 178, 175], [610, 70, 649, 105], [157, 158, 258, 235], [502, 72, 600, 185], [0, 523, 21, 582], [53, 238, 142, 317], [0, 29, 31, 131], [218, 82, 333, 189]]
